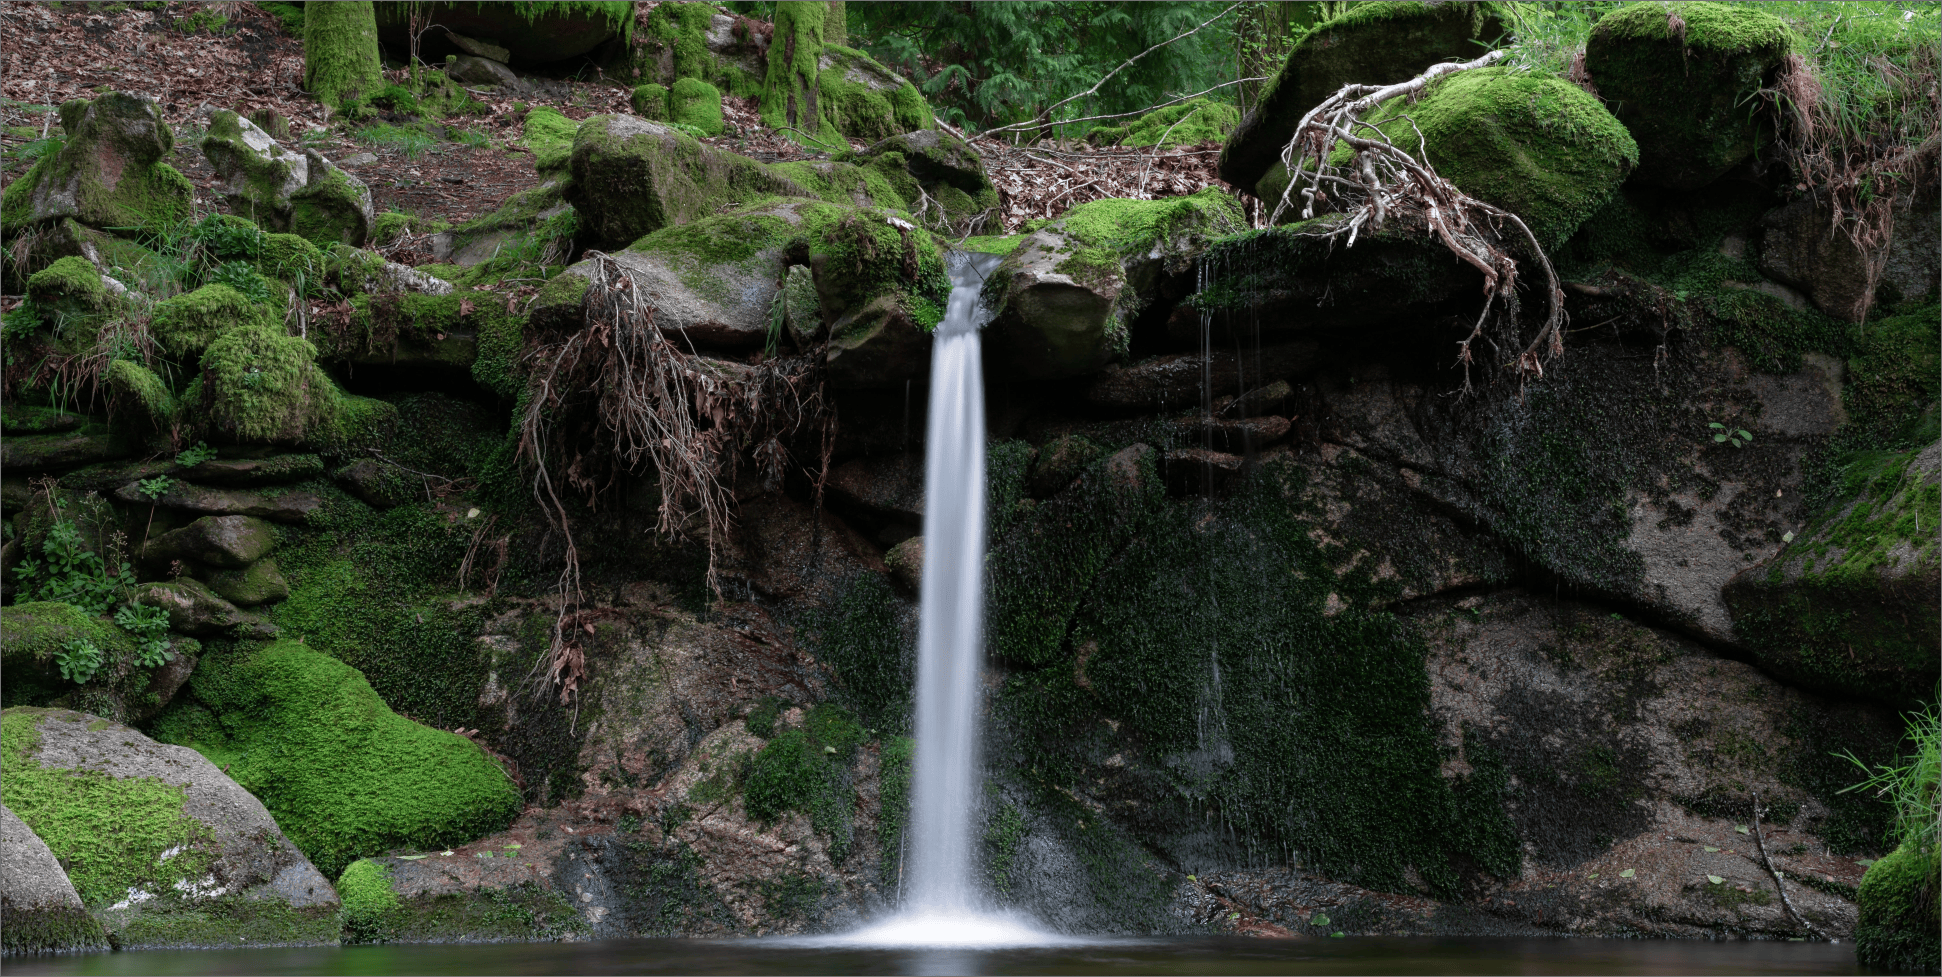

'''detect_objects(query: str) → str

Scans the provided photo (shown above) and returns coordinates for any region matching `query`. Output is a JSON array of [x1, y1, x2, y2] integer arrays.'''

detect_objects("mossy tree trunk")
[[303, 1, 383, 111], [825, 1, 847, 48], [760, 1, 832, 146]]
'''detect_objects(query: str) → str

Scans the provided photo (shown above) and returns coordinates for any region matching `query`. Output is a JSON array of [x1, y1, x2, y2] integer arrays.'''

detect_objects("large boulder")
[[1, 803, 109, 956], [289, 150, 375, 248], [199, 111, 309, 230], [565, 115, 809, 251], [130, 579, 249, 637], [1256, 67, 1638, 249], [981, 189, 1245, 381], [1, 706, 339, 948], [855, 128, 1000, 234], [815, 45, 935, 143], [1219, 2, 1509, 192], [0, 93, 193, 234], [1584, 2, 1796, 190], [601, 198, 821, 349], [1723, 440, 1941, 705], [374, 1, 624, 65], [1759, 193, 1942, 323], [149, 642, 524, 880], [141, 515, 278, 569]]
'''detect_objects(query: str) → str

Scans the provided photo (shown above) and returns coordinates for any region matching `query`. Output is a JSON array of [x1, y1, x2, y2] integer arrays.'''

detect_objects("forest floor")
[[0, 0, 1234, 257]]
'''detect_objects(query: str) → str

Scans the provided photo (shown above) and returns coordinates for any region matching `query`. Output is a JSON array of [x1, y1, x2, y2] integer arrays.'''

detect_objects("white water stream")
[[830, 251, 1063, 948]]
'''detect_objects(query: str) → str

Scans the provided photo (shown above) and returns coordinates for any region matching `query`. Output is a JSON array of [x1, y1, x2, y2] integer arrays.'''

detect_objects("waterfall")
[[906, 249, 1001, 914]]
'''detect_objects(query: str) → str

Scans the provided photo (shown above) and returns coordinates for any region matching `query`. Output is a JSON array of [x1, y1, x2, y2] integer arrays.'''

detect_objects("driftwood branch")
[[1750, 791, 1833, 941]]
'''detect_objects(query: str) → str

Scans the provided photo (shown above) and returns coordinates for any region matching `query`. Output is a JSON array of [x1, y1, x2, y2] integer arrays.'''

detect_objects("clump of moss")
[[151, 283, 274, 361], [632, 83, 670, 121], [795, 204, 950, 325], [520, 105, 581, 175], [743, 703, 866, 860], [151, 641, 522, 879], [26, 256, 112, 319], [1857, 842, 1940, 972], [669, 77, 724, 136], [336, 858, 401, 943], [1, 708, 219, 908], [1089, 98, 1238, 148], [188, 324, 339, 443], [101, 359, 176, 427]]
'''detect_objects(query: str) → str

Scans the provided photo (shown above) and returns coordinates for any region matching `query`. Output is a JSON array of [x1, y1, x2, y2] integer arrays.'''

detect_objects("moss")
[[1345, 67, 1638, 249], [289, 164, 370, 246], [0, 707, 220, 908], [370, 877, 588, 943], [0, 602, 140, 710], [795, 204, 950, 321], [743, 703, 866, 860], [520, 106, 581, 175], [815, 46, 933, 143], [635, 1, 763, 100], [767, 160, 908, 211], [1584, 2, 1798, 189], [337, 858, 401, 943], [26, 256, 110, 316], [632, 83, 670, 121], [112, 893, 337, 950], [759, 1, 836, 147], [101, 359, 177, 427], [303, 0, 384, 110], [191, 324, 339, 444], [152, 283, 273, 361], [960, 233, 1028, 255], [669, 77, 724, 136], [800, 572, 912, 735], [259, 232, 326, 285], [1090, 98, 1238, 148], [1856, 841, 1940, 973], [0, 902, 106, 956], [565, 115, 806, 251], [150, 641, 522, 879]]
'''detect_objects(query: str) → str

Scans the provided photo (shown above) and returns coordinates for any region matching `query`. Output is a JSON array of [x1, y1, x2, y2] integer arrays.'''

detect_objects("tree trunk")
[[303, 1, 383, 110], [826, 1, 847, 49], [761, 1, 831, 145]]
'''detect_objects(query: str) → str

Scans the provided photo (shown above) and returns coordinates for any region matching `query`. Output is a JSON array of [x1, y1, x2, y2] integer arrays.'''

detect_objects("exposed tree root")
[[515, 251, 833, 704], [1266, 50, 1566, 394]]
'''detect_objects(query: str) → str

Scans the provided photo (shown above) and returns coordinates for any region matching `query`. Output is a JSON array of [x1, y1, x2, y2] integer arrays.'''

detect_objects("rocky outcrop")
[[142, 515, 277, 569], [1, 803, 108, 956], [1583, 2, 1795, 190], [0, 92, 193, 234], [565, 115, 807, 251], [198, 110, 373, 247], [113, 480, 322, 524], [1723, 439, 1941, 705], [1, 706, 339, 949], [1759, 192, 1942, 323]]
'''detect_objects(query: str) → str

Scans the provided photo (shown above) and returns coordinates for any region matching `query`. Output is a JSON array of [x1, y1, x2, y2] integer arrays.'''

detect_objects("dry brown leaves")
[[973, 138, 1236, 232]]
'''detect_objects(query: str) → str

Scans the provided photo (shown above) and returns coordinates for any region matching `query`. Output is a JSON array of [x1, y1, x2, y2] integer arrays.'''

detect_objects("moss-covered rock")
[[815, 45, 933, 143], [1259, 67, 1638, 250], [199, 558, 292, 608], [2, 706, 340, 949], [150, 641, 524, 879], [130, 578, 249, 637], [101, 360, 177, 429], [564, 115, 808, 251], [0, 427, 133, 474], [822, 291, 932, 389], [1, 802, 110, 956], [669, 77, 724, 136], [200, 111, 310, 231], [188, 325, 340, 444], [140, 514, 278, 570], [152, 283, 274, 361], [25, 256, 114, 321], [430, 177, 575, 270], [632, 0, 766, 101], [1723, 439, 1940, 706], [288, 150, 375, 247], [854, 128, 999, 234], [1584, 1, 1796, 190], [0, 602, 142, 714], [1219, 1, 1509, 192], [1855, 841, 1940, 973], [0, 93, 193, 235], [1089, 98, 1239, 148], [983, 190, 1245, 380], [632, 82, 671, 121]]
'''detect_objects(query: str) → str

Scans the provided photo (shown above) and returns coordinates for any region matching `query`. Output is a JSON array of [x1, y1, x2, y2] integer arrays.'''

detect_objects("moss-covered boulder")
[[1, 802, 109, 956], [982, 190, 1245, 380], [1855, 841, 1940, 973], [1723, 440, 1940, 705], [0, 93, 193, 235], [151, 283, 275, 361], [1584, 1, 1795, 190], [130, 579, 249, 637], [565, 115, 808, 251], [0, 602, 147, 717], [1, 706, 339, 949], [187, 326, 340, 444], [632, 1, 767, 102], [200, 558, 292, 608], [141, 515, 277, 570], [1258, 67, 1638, 250], [429, 177, 576, 269], [815, 45, 934, 143], [373, 1, 626, 65], [0, 426, 132, 475], [26, 256, 116, 323], [669, 77, 725, 136], [288, 150, 375, 247], [1090, 98, 1239, 148], [854, 128, 1000, 234], [804, 204, 954, 387], [1218, 1, 1508, 192], [149, 642, 524, 879], [611, 198, 826, 348], [631, 82, 671, 120], [101, 360, 177, 429], [200, 111, 310, 231]]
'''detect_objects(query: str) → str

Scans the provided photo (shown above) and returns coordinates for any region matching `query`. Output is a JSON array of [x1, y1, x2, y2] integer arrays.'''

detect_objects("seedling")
[[1710, 422, 1753, 449]]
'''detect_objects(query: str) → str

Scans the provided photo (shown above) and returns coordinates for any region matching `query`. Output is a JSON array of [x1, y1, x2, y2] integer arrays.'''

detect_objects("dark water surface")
[[9, 936, 1870, 976]]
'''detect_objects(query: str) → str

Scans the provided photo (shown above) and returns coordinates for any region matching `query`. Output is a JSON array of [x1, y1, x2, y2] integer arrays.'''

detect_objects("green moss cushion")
[[1855, 842, 1940, 973], [151, 641, 522, 878]]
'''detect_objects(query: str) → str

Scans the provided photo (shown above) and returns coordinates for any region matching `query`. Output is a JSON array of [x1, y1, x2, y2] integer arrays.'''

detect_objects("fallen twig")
[[1751, 791, 1833, 941]]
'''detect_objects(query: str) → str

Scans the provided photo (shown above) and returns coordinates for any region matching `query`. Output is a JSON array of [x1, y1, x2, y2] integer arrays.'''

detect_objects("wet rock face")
[[1, 707, 339, 950], [1, 802, 108, 956], [141, 515, 277, 569]]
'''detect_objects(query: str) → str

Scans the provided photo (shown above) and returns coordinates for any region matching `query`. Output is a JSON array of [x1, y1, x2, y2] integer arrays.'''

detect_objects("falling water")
[[830, 250, 1058, 948]]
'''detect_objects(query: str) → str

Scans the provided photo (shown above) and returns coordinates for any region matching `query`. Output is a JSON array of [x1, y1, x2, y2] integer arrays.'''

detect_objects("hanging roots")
[[1268, 49, 1567, 394], [517, 252, 832, 704]]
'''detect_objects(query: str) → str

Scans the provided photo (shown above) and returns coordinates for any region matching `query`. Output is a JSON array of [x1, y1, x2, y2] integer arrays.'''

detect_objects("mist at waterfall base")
[[823, 250, 1062, 949]]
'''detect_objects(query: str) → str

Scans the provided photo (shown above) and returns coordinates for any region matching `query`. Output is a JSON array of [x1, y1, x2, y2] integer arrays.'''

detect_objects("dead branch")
[[995, 1, 1245, 137], [1750, 791, 1833, 941], [1264, 49, 1566, 393], [982, 75, 1270, 138]]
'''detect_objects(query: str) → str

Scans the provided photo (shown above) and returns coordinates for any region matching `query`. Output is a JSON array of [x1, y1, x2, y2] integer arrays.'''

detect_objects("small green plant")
[[368, 84, 421, 116], [453, 128, 491, 148], [55, 638, 105, 684], [172, 8, 230, 34], [3, 135, 64, 166], [13, 520, 134, 615], [353, 123, 436, 159], [175, 441, 217, 467], [192, 215, 264, 261], [1839, 705, 1941, 856], [1710, 422, 1754, 449], [136, 475, 174, 502], [115, 603, 175, 669]]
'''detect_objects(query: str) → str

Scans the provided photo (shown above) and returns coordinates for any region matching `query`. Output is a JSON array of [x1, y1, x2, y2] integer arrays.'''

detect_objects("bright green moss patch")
[[743, 703, 867, 860], [1855, 841, 1941, 973], [337, 858, 400, 943], [521, 106, 581, 174], [26, 256, 109, 315], [102, 359, 177, 427], [0, 602, 140, 709], [1090, 98, 1238, 148], [1, 708, 219, 908], [152, 283, 273, 360], [192, 325, 339, 443], [796, 205, 950, 319], [668, 77, 724, 136], [150, 641, 522, 879]]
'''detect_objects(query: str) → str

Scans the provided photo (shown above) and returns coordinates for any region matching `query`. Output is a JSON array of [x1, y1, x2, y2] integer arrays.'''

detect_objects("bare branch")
[[982, 76, 1269, 137], [1017, 1, 1245, 132]]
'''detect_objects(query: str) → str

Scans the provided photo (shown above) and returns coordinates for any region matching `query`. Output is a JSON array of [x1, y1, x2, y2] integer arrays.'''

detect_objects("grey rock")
[[823, 292, 933, 388], [1085, 343, 1317, 412], [171, 454, 326, 486], [1, 803, 108, 955], [447, 32, 511, 63], [132, 578, 245, 636], [1761, 193, 1941, 322], [289, 150, 374, 247], [981, 229, 1120, 381], [332, 458, 415, 510], [565, 115, 807, 251], [780, 264, 823, 347], [0, 429, 130, 473], [199, 558, 292, 607], [3, 707, 338, 948], [826, 453, 925, 521], [8, 92, 191, 230], [449, 54, 523, 91], [114, 481, 322, 524], [141, 515, 277, 569], [200, 110, 309, 230], [884, 535, 924, 593], [339, 152, 379, 166]]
